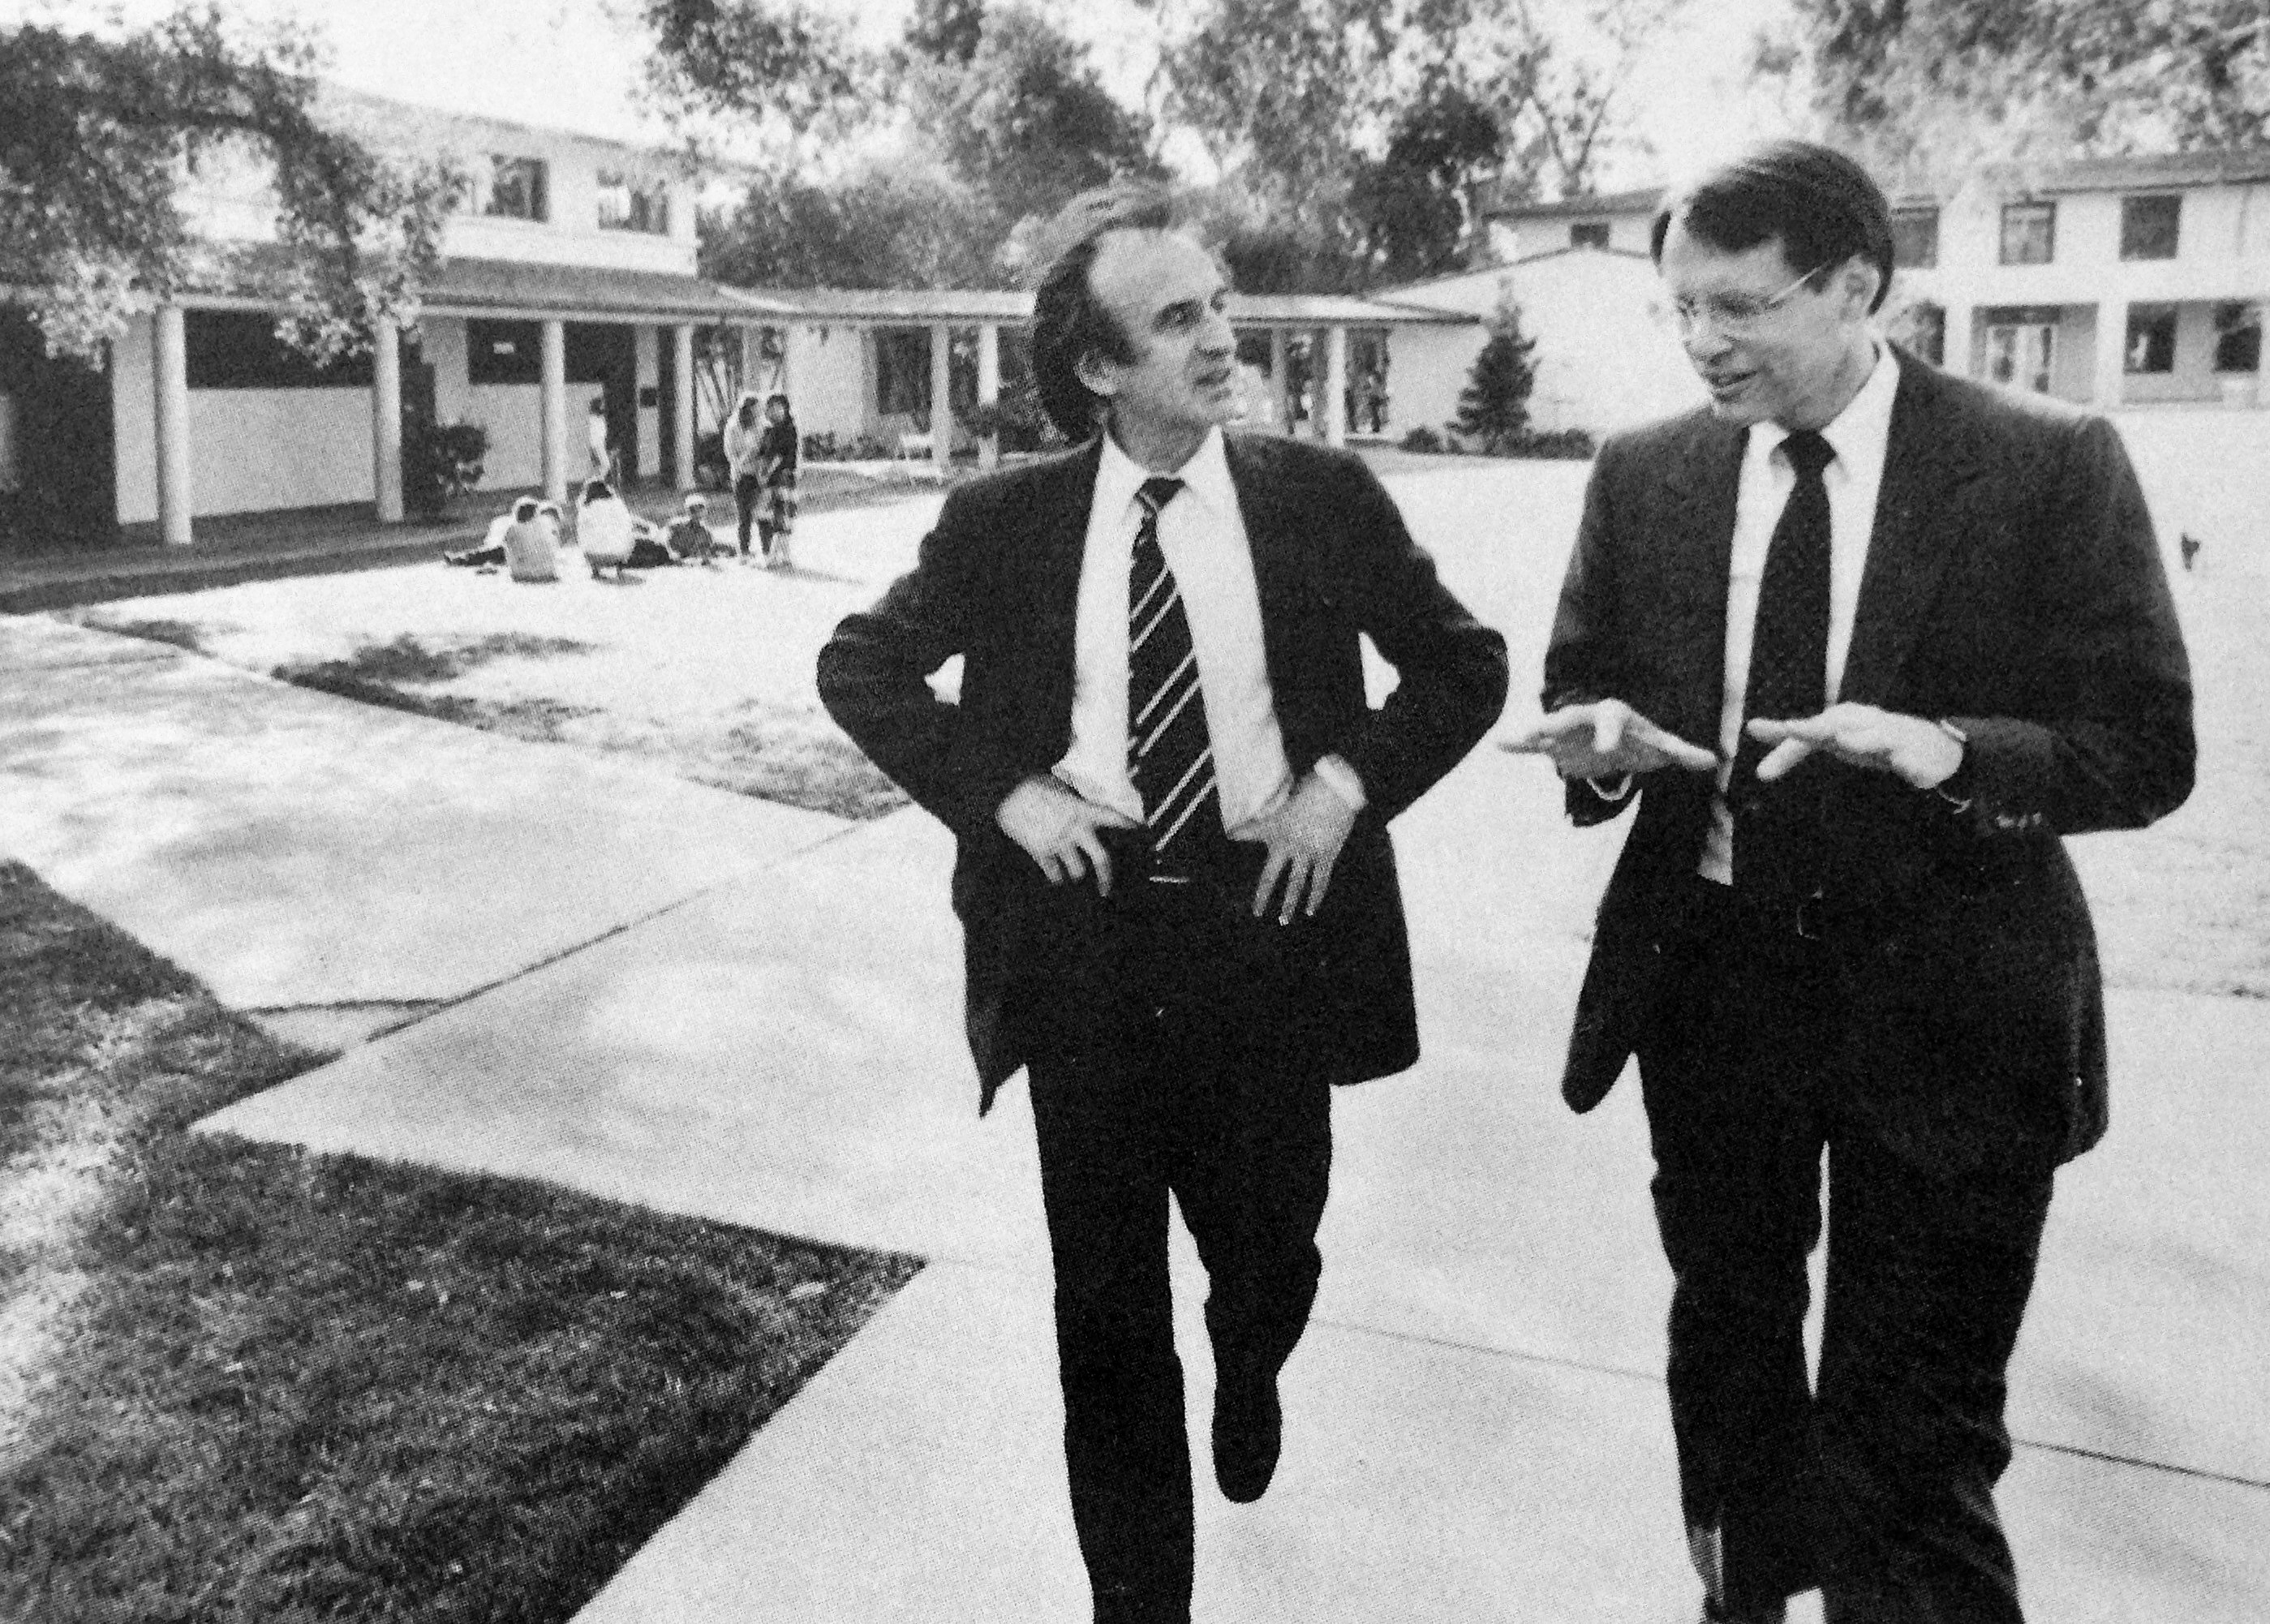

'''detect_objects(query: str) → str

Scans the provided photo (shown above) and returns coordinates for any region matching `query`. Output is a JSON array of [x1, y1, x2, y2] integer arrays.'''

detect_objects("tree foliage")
[[1159, 0, 1684, 286], [1454, 298, 1539, 449], [700, 164, 1003, 289], [907, 4, 1160, 228], [1348, 82, 1505, 282], [0, 4, 458, 363], [1769, 0, 2270, 172], [630, 0, 864, 147]]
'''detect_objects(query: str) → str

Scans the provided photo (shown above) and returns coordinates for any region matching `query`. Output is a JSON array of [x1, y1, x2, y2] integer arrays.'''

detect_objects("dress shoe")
[[1210, 1361, 1281, 1503]]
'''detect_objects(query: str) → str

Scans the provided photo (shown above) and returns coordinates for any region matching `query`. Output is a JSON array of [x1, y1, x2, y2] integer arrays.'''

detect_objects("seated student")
[[444, 500, 526, 569], [501, 497, 559, 583], [658, 492, 719, 565], [577, 479, 644, 578]]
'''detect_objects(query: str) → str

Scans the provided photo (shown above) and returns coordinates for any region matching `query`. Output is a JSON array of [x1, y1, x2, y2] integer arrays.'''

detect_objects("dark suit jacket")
[[820, 432, 1510, 1114], [1544, 351, 2194, 1172]]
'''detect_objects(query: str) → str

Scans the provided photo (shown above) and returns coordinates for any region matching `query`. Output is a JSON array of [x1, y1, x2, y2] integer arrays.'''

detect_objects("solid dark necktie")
[[1126, 476, 1223, 862], [1731, 429, 1834, 895]]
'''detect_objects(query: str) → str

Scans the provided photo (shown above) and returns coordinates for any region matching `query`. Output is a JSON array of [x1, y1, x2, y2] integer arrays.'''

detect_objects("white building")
[[1381, 247, 1702, 436], [1470, 151, 2270, 424]]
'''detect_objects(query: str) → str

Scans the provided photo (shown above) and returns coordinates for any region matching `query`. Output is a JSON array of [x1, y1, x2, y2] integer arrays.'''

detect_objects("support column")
[[2093, 299, 2128, 409], [1322, 323, 1349, 448], [672, 324, 697, 492], [540, 318, 568, 505], [153, 303, 194, 545], [741, 324, 764, 400], [1938, 299, 1974, 378], [930, 322, 955, 470], [1269, 327, 1290, 433], [371, 317, 403, 522], [976, 320, 1001, 470]]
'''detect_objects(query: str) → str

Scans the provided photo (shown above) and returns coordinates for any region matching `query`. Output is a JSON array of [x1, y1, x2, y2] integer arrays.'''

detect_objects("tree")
[[701, 164, 1004, 289], [909, 5, 1160, 230], [1348, 82, 1505, 281], [1766, 1, 2270, 171], [1454, 299, 1538, 451], [630, 0, 866, 152], [0, 4, 458, 363], [905, 0, 987, 67]]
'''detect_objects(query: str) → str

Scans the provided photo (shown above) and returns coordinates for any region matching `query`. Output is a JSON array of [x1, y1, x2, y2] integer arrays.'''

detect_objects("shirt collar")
[[1755, 339, 1898, 472], [1095, 426, 1232, 524]]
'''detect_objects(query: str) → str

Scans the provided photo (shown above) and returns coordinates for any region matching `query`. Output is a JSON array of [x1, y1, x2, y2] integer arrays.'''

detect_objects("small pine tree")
[[1453, 299, 1539, 453]]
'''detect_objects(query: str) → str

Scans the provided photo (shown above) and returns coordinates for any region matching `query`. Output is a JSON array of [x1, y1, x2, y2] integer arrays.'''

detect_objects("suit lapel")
[[1839, 355, 1984, 706], [1019, 442, 1103, 742], [1659, 415, 1747, 745], [1223, 435, 1306, 697]]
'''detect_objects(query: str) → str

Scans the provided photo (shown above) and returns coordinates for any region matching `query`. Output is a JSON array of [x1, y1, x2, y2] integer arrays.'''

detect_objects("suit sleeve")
[[1329, 457, 1510, 823], [1540, 441, 1640, 829], [1943, 415, 2195, 839], [817, 488, 1030, 844]]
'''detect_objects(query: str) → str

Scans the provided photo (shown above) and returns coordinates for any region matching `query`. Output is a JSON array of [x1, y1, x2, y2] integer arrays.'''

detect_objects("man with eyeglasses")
[[1511, 141, 2193, 1622]]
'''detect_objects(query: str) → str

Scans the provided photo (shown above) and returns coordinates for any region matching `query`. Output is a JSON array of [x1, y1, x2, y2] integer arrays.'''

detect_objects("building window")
[[1890, 208, 1940, 269], [2119, 194, 2182, 261], [875, 328, 932, 418], [1896, 301, 1946, 366], [1569, 221, 1610, 249], [2215, 302, 2263, 372], [485, 156, 548, 222], [598, 170, 669, 234], [2125, 305, 2178, 374], [1999, 201, 2056, 265], [466, 320, 543, 385], [1986, 320, 2057, 394], [184, 310, 373, 389]]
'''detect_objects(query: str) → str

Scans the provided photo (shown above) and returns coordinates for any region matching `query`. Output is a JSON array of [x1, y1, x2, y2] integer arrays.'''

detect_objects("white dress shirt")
[[1055, 428, 1305, 832], [1700, 342, 1900, 884]]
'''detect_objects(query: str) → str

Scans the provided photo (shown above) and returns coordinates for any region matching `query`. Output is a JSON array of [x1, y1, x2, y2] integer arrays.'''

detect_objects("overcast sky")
[[10, 0, 1797, 187]]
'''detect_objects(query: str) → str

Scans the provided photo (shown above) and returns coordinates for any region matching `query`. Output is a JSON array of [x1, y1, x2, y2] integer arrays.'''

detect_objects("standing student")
[[754, 392, 799, 569], [818, 188, 1506, 1624], [724, 392, 766, 558], [1510, 140, 2194, 1623]]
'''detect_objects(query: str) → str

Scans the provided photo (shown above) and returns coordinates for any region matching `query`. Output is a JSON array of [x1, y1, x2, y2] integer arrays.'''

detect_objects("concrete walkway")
[[6, 464, 2268, 1621]]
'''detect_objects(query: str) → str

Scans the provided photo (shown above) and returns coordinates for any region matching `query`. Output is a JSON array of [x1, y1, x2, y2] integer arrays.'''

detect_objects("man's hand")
[[1746, 704, 1963, 789], [1505, 700, 1718, 779], [1235, 772, 1360, 925], [996, 776, 1140, 894]]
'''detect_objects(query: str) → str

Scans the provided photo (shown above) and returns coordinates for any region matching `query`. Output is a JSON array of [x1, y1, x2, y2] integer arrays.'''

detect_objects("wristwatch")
[[1932, 720, 1974, 813]]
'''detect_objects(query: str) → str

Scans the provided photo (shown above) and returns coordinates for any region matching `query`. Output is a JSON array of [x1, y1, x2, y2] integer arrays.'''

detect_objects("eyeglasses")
[[1664, 263, 1834, 337]]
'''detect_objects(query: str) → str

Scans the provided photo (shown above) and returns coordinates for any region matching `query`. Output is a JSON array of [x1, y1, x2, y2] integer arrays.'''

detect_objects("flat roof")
[[724, 286, 1474, 326]]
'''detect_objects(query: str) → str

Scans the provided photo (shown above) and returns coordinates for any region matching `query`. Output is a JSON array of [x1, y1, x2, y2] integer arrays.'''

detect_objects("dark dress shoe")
[[1212, 1363, 1281, 1503]]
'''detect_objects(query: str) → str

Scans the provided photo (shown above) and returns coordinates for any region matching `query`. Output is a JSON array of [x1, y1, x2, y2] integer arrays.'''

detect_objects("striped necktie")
[[1126, 476, 1222, 861]]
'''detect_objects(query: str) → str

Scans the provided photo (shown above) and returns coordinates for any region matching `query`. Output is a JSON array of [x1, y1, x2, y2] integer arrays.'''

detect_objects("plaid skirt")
[[761, 468, 798, 534]]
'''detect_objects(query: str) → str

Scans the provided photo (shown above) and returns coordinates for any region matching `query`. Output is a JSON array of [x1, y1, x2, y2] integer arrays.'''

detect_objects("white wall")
[[423, 317, 472, 424], [187, 388, 374, 514], [112, 314, 159, 526], [464, 380, 604, 490], [1386, 251, 1702, 437], [785, 324, 871, 443]]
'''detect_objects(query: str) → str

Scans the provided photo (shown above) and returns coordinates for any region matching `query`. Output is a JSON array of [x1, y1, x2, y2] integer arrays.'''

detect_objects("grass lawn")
[[0, 861, 920, 1623]]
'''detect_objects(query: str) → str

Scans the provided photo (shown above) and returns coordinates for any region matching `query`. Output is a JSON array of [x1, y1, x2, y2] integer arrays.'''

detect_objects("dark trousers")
[[733, 472, 762, 554], [1636, 878, 2053, 1622], [1017, 860, 1333, 1624]]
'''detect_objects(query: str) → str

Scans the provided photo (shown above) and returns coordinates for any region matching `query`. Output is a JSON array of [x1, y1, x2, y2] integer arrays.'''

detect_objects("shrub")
[[1504, 427, 1596, 459], [1399, 426, 1443, 453], [402, 415, 488, 517], [801, 429, 840, 462], [693, 431, 731, 491]]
